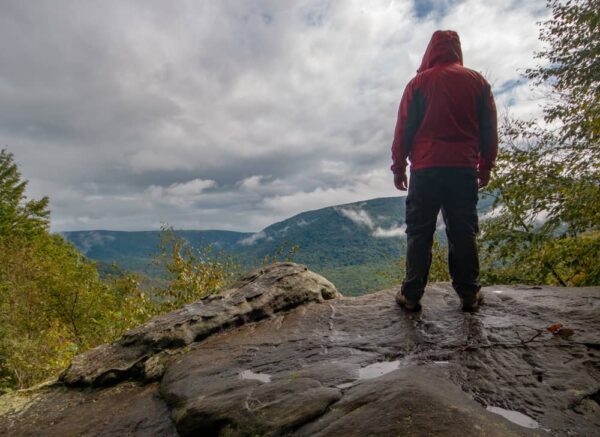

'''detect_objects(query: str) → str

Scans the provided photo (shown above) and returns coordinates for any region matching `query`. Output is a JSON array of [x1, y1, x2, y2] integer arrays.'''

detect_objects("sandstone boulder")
[[61, 262, 340, 386]]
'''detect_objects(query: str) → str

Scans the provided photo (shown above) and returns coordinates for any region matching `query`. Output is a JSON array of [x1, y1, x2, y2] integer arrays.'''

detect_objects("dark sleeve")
[[477, 82, 498, 171], [390, 82, 425, 174]]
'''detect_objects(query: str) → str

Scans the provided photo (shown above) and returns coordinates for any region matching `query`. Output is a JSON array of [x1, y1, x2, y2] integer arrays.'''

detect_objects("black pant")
[[401, 167, 481, 301]]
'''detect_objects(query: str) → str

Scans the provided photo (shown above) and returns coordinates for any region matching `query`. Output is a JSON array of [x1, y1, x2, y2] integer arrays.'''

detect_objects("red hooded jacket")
[[390, 30, 498, 174]]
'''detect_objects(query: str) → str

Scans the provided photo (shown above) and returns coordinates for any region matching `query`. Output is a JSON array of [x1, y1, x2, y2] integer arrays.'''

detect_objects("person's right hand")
[[394, 172, 408, 191], [478, 168, 491, 189]]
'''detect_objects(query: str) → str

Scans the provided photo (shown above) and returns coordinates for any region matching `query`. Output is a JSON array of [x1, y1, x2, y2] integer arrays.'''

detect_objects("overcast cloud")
[[1, 0, 548, 232]]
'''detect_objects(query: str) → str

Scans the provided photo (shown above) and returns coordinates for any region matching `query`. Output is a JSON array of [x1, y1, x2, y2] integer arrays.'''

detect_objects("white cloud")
[[338, 208, 375, 229], [161, 179, 216, 196], [146, 179, 216, 207], [67, 231, 116, 254], [240, 231, 268, 246], [260, 168, 399, 220], [239, 175, 267, 191], [480, 206, 503, 220], [319, 160, 351, 176], [237, 175, 292, 195], [373, 225, 406, 238]]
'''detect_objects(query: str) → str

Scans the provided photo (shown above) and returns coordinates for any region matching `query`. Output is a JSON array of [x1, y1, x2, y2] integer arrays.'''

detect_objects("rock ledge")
[[61, 262, 340, 387], [1, 265, 599, 436]]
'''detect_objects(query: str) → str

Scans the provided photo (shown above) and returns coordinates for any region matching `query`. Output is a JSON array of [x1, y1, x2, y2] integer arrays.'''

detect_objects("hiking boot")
[[395, 290, 422, 311], [461, 291, 483, 312]]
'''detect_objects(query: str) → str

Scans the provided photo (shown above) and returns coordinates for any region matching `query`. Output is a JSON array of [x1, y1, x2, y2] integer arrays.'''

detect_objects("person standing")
[[390, 30, 498, 311]]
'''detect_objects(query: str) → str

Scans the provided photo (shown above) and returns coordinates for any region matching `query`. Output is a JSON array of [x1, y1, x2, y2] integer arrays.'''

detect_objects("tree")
[[526, 0, 599, 146], [480, 0, 600, 286], [0, 230, 159, 389], [0, 153, 243, 390], [152, 226, 239, 312], [523, 0, 599, 232], [0, 149, 49, 238], [0, 150, 154, 389], [481, 119, 600, 285], [428, 238, 451, 283]]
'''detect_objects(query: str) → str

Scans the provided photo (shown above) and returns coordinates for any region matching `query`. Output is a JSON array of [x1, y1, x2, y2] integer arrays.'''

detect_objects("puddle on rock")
[[336, 382, 355, 389], [486, 406, 539, 429], [358, 360, 401, 380], [239, 370, 271, 383]]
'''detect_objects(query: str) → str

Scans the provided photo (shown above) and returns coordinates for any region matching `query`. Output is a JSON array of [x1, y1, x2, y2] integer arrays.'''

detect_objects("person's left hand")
[[394, 172, 407, 191], [478, 168, 491, 189]]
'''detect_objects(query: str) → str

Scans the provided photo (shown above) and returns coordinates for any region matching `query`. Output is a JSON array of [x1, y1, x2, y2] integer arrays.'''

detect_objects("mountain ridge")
[[63, 195, 494, 294]]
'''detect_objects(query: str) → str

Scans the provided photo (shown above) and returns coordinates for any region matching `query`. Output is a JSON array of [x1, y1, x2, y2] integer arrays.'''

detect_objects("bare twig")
[[516, 328, 545, 344]]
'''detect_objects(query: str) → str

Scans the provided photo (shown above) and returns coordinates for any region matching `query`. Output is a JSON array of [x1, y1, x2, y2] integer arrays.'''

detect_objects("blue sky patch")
[[302, 2, 330, 27], [495, 79, 525, 96], [261, 13, 273, 25], [413, 0, 462, 19]]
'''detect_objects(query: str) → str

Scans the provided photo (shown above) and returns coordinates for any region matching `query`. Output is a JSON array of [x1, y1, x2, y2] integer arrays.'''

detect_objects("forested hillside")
[[64, 195, 495, 294]]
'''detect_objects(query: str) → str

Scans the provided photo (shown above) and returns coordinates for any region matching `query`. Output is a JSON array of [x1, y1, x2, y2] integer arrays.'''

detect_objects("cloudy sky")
[[2, 0, 548, 232]]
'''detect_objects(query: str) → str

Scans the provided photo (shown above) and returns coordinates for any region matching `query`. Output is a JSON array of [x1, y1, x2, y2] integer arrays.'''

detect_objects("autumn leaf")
[[547, 323, 563, 334]]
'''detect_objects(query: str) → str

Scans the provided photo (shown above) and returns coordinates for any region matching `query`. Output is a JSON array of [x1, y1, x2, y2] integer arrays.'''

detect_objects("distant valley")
[[63, 195, 494, 295]]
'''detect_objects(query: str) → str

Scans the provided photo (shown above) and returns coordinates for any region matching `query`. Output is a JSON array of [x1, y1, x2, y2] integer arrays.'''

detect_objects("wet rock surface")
[[61, 262, 340, 387], [0, 382, 177, 437], [295, 366, 535, 437], [1, 263, 599, 436]]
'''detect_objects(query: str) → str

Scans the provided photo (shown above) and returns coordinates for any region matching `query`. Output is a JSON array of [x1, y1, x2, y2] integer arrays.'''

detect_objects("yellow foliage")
[[0, 225, 238, 390], [0, 235, 156, 389], [153, 226, 239, 311]]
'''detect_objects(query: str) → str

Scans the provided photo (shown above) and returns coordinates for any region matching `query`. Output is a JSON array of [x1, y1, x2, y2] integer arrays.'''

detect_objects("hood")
[[418, 30, 463, 73]]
